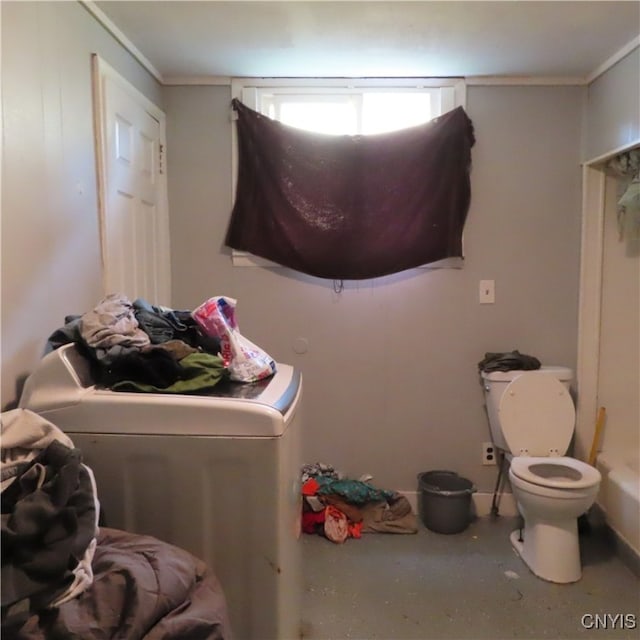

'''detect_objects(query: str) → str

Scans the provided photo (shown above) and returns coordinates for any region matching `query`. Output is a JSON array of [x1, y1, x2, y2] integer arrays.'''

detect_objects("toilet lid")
[[499, 372, 575, 456], [510, 456, 601, 489]]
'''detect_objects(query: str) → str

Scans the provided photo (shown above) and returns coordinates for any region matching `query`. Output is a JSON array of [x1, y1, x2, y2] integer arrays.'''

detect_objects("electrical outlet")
[[482, 442, 497, 465]]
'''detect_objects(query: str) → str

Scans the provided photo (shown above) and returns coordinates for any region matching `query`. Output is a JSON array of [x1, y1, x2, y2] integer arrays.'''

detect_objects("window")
[[259, 89, 439, 136], [230, 78, 467, 268], [236, 78, 464, 133]]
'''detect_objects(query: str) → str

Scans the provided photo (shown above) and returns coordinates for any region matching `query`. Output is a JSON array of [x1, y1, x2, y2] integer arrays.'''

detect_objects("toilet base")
[[510, 519, 582, 583]]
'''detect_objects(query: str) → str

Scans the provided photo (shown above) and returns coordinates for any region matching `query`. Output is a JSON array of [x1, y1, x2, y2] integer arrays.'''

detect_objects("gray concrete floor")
[[301, 515, 639, 640]]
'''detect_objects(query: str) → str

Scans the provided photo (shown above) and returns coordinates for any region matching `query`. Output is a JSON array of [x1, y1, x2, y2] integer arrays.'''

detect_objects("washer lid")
[[510, 456, 601, 489], [498, 372, 575, 456]]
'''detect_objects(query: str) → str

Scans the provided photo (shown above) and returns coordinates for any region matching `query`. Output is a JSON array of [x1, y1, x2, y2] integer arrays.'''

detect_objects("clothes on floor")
[[0, 409, 74, 492], [301, 462, 417, 543], [360, 496, 418, 534], [1, 410, 232, 639], [318, 494, 364, 523], [1, 409, 100, 622], [315, 477, 396, 505], [324, 506, 349, 544], [302, 510, 326, 535], [301, 462, 342, 484], [302, 478, 320, 496]]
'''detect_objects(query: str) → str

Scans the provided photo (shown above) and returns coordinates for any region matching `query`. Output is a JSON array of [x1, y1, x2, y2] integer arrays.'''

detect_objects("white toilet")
[[481, 366, 601, 583]]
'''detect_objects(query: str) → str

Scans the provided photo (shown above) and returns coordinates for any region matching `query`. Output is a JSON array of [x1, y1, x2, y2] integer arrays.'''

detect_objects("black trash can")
[[417, 470, 476, 534]]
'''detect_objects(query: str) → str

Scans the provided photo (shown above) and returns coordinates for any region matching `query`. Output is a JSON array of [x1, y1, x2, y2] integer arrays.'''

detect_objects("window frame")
[[229, 78, 467, 269]]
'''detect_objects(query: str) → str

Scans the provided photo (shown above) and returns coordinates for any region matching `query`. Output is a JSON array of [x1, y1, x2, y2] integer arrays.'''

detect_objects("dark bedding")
[[4, 527, 232, 640]]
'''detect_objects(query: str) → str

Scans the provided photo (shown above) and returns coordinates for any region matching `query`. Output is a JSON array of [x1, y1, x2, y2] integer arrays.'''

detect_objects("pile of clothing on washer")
[[300, 463, 417, 543], [44, 293, 275, 393], [45, 294, 225, 393]]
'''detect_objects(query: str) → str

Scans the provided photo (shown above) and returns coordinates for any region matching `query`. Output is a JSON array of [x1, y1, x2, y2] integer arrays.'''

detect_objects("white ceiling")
[[92, 1, 640, 81]]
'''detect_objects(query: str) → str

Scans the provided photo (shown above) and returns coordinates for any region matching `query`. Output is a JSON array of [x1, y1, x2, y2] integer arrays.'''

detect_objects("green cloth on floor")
[[316, 478, 396, 505], [111, 352, 227, 393]]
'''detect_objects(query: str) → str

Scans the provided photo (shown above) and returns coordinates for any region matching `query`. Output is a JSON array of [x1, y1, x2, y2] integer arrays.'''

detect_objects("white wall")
[[1, 1, 163, 407], [165, 83, 584, 494]]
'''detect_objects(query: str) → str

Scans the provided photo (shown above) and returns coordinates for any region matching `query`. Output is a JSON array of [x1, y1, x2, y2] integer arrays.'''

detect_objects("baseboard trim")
[[401, 490, 519, 518]]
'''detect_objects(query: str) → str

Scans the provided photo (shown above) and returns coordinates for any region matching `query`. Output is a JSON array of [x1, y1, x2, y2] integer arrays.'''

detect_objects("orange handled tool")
[[588, 407, 606, 467]]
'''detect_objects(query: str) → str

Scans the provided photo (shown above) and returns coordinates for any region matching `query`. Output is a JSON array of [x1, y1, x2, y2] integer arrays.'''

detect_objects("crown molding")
[[466, 76, 585, 86], [167, 75, 585, 87], [163, 76, 232, 86], [80, 1, 163, 83], [586, 35, 640, 85]]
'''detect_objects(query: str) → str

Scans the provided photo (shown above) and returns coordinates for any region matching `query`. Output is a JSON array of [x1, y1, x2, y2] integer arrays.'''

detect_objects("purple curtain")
[[226, 99, 475, 280]]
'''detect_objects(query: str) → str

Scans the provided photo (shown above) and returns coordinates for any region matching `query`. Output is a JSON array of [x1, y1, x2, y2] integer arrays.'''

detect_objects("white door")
[[93, 55, 171, 305]]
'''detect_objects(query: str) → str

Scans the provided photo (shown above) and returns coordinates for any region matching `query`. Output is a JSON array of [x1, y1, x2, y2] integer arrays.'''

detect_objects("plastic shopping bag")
[[192, 296, 276, 382]]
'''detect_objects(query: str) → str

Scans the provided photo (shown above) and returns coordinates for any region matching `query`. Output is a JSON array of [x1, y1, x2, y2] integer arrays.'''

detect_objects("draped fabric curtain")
[[226, 99, 475, 280], [604, 148, 640, 239]]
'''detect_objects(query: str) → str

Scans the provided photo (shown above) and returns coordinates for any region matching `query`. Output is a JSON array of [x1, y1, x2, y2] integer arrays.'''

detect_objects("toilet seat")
[[499, 372, 575, 457], [510, 456, 601, 489]]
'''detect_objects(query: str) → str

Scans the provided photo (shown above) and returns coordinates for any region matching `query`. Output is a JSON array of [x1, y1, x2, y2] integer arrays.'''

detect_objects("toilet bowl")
[[509, 456, 601, 583], [481, 368, 601, 583]]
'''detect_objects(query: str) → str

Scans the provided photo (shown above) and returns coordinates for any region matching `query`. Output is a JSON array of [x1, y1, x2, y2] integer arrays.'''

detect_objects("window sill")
[[230, 251, 463, 270]]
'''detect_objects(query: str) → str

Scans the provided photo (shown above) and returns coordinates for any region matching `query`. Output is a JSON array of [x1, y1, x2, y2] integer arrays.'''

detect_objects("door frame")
[[91, 53, 171, 303], [575, 138, 640, 460]]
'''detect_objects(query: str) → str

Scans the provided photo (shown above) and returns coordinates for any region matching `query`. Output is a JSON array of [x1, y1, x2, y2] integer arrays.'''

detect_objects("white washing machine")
[[19, 343, 303, 640]]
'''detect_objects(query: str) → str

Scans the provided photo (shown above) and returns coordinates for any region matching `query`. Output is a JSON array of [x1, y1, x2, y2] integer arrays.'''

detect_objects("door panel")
[[94, 56, 171, 305]]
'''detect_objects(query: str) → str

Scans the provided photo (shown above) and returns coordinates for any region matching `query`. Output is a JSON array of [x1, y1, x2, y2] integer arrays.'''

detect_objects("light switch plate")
[[479, 280, 495, 304]]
